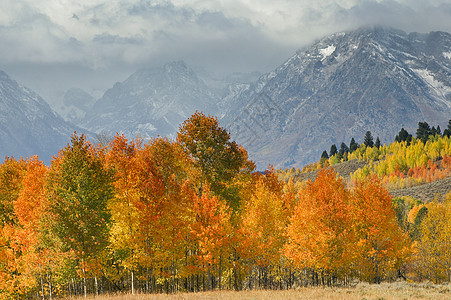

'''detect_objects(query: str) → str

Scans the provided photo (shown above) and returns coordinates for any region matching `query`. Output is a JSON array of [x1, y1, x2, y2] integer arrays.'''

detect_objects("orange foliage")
[[0, 157, 27, 225], [131, 138, 197, 278], [14, 157, 48, 229], [0, 157, 50, 297], [239, 168, 287, 269], [191, 187, 233, 286], [352, 177, 410, 283], [5, 117, 451, 296], [284, 168, 355, 278], [284, 169, 410, 282]]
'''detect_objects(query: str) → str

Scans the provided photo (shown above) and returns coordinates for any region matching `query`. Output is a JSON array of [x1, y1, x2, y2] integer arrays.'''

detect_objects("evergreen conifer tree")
[[443, 120, 451, 137], [416, 122, 431, 143], [375, 137, 381, 149], [338, 143, 349, 161], [395, 128, 412, 145], [330, 144, 338, 157], [349, 137, 358, 153], [436, 125, 441, 136], [339, 142, 349, 154], [364, 131, 374, 147], [431, 126, 437, 137]]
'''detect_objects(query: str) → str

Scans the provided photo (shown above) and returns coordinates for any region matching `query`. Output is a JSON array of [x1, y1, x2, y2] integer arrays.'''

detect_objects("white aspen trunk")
[[146, 267, 149, 293], [72, 278, 76, 296], [219, 255, 222, 290], [67, 279, 71, 298], [82, 264, 87, 299], [172, 257, 176, 293], [39, 264, 45, 300], [48, 274, 52, 300], [131, 270, 135, 295], [94, 275, 98, 296]]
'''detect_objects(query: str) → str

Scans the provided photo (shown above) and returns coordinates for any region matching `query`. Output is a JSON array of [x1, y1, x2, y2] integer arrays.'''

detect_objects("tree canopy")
[[177, 111, 254, 210]]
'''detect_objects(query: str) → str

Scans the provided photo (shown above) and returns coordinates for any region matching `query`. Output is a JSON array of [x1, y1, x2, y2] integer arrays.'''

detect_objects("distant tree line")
[[321, 131, 380, 163], [321, 120, 451, 161]]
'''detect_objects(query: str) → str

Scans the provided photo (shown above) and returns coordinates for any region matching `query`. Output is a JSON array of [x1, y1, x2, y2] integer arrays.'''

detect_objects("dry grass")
[[390, 176, 451, 202], [64, 282, 450, 300], [293, 159, 368, 184]]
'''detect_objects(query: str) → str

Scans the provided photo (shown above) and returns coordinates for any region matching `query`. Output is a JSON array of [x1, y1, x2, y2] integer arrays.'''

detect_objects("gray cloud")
[[2, 0, 450, 68], [93, 33, 144, 45], [0, 0, 450, 105], [343, 0, 451, 33]]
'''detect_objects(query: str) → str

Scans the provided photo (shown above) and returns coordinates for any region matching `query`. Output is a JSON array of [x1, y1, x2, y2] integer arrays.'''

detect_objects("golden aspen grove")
[[1, 113, 450, 299]]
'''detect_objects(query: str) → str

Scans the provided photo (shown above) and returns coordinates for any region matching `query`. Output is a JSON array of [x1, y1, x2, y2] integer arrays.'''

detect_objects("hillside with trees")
[[281, 120, 451, 198], [0, 114, 450, 299]]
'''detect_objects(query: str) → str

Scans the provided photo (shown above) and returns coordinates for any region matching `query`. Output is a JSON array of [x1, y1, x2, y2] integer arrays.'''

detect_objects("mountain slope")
[[222, 27, 451, 168], [82, 61, 219, 139], [0, 70, 80, 163], [56, 87, 96, 124]]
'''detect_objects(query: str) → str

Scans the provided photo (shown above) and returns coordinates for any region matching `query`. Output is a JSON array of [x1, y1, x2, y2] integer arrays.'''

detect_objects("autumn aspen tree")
[[352, 177, 410, 283], [284, 168, 355, 282], [46, 134, 113, 296], [177, 111, 254, 211]]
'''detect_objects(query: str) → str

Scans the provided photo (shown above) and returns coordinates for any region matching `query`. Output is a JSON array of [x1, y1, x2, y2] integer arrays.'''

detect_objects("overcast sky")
[[1, 0, 451, 104]]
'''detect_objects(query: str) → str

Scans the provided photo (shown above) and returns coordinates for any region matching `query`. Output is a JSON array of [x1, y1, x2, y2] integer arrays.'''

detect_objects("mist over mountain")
[[221, 27, 451, 168], [81, 61, 220, 139], [0, 70, 81, 164], [55, 88, 96, 125]]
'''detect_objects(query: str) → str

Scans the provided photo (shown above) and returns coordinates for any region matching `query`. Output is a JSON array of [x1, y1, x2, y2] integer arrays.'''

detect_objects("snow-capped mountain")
[[19, 27, 448, 169], [0, 70, 80, 164], [81, 61, 220, 139], [221, 27, 451, 169]]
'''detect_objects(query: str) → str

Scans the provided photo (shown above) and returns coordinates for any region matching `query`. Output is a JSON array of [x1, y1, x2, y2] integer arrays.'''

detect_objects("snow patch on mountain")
[[319, 45, 336, 60], [137, 122, 157, 132], [413, 68, 451, 106]]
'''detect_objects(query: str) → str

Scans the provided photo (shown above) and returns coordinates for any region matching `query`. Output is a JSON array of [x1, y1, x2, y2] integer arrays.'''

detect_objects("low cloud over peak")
[[1, 0, 450, 104]]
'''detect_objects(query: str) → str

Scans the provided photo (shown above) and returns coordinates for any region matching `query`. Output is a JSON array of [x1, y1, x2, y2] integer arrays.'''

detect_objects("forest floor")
[[66, 282, 450, 300]]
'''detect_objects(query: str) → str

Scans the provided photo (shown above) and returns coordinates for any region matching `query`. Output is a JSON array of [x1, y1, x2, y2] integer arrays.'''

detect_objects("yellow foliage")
[[414, 200, 451, 283], [351, 136, 451, 190]]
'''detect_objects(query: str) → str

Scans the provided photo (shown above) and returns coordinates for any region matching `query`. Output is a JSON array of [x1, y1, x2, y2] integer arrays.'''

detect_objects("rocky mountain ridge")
[[221, 27, 451, 168], [81, 61, 219, 140], [0, 70, 81, 164]]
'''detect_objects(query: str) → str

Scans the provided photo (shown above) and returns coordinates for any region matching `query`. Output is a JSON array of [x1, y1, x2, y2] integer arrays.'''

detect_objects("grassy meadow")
[[64, 282, 450, 300]]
